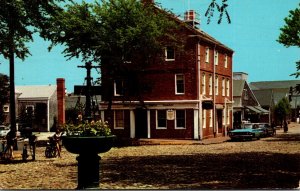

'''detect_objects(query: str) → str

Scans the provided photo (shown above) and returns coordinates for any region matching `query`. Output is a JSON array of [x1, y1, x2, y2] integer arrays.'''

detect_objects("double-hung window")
[[205, 47, 209, 63], [114, 79, 124, 96], [215, 76, 219, 96], [226, 79, 230, 96], [175, 110, 185, 129], [222, 78, 225, 96], [214, 50, 219, 65], [165, 46, 175, 61], [157, 110, 167, 129], [175, 74, 185, 94], [209, 75, 212, 95], [114, 110, 124, 129], [224, 54, 228, 68], [202, 73, 206, 95]]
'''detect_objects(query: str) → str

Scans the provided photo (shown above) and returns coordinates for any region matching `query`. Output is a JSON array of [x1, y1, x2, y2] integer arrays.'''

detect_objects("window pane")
[[157, 110, 166, 128], [166, 47, 175, 60], [114, 80, 124, 96], [115, 110, 124, 128], [176, 75, 184, 94], [176, 110, 185, 128]]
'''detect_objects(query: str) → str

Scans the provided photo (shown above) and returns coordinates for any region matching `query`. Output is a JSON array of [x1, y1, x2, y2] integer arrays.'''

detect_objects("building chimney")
[[57, 78, 65, 125], [184, 10, 200, 28]]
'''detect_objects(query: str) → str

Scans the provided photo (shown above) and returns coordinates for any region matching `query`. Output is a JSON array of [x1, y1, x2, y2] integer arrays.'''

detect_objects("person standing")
[[53, 128, 62, 158], [6, 130, 16, 159]]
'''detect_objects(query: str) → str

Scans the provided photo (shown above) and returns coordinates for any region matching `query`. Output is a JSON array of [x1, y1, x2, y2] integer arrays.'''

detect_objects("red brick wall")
[[56, 78, 65, 125]]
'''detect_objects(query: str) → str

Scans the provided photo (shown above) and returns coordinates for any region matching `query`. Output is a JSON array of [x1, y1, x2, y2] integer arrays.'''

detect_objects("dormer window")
[[165, 46, 175, 61]]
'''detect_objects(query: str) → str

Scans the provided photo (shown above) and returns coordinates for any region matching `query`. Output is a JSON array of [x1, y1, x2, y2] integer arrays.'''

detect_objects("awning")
[[245, 106, 262, 113], [245, 106, 269, 114], [254, 106, 269, 114]]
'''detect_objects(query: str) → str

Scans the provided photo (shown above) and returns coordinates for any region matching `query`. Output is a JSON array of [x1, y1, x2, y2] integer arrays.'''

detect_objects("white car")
[[0, 125, 10, 137]]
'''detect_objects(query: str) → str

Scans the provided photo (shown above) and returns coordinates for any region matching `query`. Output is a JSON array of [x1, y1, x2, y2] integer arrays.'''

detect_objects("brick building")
[[99, 0, 234, 140]]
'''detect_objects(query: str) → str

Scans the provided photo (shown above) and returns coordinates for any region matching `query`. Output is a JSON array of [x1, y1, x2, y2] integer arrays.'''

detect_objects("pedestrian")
[[6, 130, 16, 159], [271, 121, 276, 135], [29, 134, 37, 160], [53, 128, 62, 158]]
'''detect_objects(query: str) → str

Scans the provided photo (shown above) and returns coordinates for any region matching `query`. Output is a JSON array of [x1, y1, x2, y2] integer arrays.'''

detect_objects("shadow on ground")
[[101, 152, 300, 189]]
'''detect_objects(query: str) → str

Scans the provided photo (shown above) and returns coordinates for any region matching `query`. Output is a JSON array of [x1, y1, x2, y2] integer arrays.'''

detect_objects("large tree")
[[274, 97, 291, 127], [0, 0, 67, 131], [277, 3, 300, 77], [0, 74, 9, 124]]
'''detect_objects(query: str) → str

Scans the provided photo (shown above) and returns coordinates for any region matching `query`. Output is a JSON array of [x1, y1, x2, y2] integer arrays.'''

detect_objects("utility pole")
[[77, 62, 100, 121]]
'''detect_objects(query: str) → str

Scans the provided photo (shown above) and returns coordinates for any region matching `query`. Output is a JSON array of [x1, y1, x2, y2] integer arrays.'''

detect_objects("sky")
[[0, 0, 299, 92]]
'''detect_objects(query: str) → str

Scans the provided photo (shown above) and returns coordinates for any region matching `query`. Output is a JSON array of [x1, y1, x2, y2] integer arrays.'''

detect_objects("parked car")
[[0, 125, 10, 137], [228, 123, 264, 141], [256, 123, 274, 137]]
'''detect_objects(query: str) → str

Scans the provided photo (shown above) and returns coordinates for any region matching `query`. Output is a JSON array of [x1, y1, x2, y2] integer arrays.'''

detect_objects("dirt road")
[[0, 124, 299, 189]]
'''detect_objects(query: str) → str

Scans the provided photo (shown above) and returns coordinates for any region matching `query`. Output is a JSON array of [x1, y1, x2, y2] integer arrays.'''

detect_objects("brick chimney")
[[57, 78, 65, 125]]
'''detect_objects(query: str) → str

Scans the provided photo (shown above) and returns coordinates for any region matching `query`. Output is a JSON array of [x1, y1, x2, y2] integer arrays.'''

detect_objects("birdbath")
[[62, 135, 116, 189]]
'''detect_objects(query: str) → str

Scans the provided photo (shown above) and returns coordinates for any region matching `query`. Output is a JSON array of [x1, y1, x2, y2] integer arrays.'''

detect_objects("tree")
[[274, 97, 291, 127], [0, 74, 10, 124], [0, 0, 67, 131], [277, 4, 300, 77]]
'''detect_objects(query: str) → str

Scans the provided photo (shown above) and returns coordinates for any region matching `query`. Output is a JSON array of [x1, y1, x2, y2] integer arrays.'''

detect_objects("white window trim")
[[209, 75, 213, 96], [114, 80, 123, 96], [215, 76, 219, 96], [224, 54, 228, 68], [227, 109, 230, 125], [202, 109, 206, 129], [205, 47, 209, 63], [114, 110, 124, 129], [222, 109, 225, 125], [202, 73, 206, 95], [175, 74, 185, 95], [165, 47, 175, 61], [175, 110, 186, 129], [226, 79, 230, 97], [156, 110, 167, 129], [222, 78, 225, 96], [214, 50, 219, 65]]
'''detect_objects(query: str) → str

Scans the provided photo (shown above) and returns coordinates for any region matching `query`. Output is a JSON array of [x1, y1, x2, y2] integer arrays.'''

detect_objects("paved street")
[[0, 124, 299, 189]]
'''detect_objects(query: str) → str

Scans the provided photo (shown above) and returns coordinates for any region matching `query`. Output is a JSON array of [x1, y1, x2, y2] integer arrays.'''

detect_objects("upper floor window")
[[175, 74, 185, 94], [222, 78, 225, 96], [226, 79, 230, 96], [202, 73, 206, 95], [224, 54, 228, 68], [215, 76, 219, 95], [175, 110, 186, 129], [205, 47, 209, 63], [209, 75, 213, 95], [157, 110, 167, 129], [114, 110, 124, 129], [165, 46, 175, 61], [214, 50, 219, 65], [114, 79, 124, 96]]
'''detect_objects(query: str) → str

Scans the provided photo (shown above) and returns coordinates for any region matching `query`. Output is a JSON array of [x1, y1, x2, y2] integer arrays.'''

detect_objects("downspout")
[[197, 42, 202, 140], [231, 52, 234, 130], [213, 44, 216, 137], [47, 99, 50, 132]]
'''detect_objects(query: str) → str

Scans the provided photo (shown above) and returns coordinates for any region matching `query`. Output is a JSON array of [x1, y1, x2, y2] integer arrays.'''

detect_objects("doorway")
[[135, 109, 148, 138]]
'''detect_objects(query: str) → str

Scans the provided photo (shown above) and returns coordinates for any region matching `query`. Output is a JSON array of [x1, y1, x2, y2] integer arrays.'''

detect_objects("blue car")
[[228, 123, 264, 141]]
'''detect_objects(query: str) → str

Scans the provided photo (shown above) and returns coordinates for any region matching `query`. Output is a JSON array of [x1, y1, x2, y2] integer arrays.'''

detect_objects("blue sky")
[[0, 0, 299, 92]]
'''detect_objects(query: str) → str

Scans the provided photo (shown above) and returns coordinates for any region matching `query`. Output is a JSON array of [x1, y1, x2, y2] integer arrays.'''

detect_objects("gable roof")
[[249, 80, 300, 90], [233, 80, 245, 97], [16, 85, 57, 100]]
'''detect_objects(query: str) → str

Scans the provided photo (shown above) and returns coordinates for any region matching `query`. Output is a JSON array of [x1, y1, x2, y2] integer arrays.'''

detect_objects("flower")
[[62, 120, 112, 136]]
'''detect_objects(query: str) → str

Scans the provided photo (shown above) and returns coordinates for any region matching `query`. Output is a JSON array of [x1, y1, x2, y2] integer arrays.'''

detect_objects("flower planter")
[[62, 135, 116, 189]]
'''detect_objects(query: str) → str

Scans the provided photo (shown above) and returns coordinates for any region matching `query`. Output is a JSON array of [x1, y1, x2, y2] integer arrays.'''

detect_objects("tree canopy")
[[277, 4, 300, 78], [274, 97, 291, 124], [0, 73, 9, 124]]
